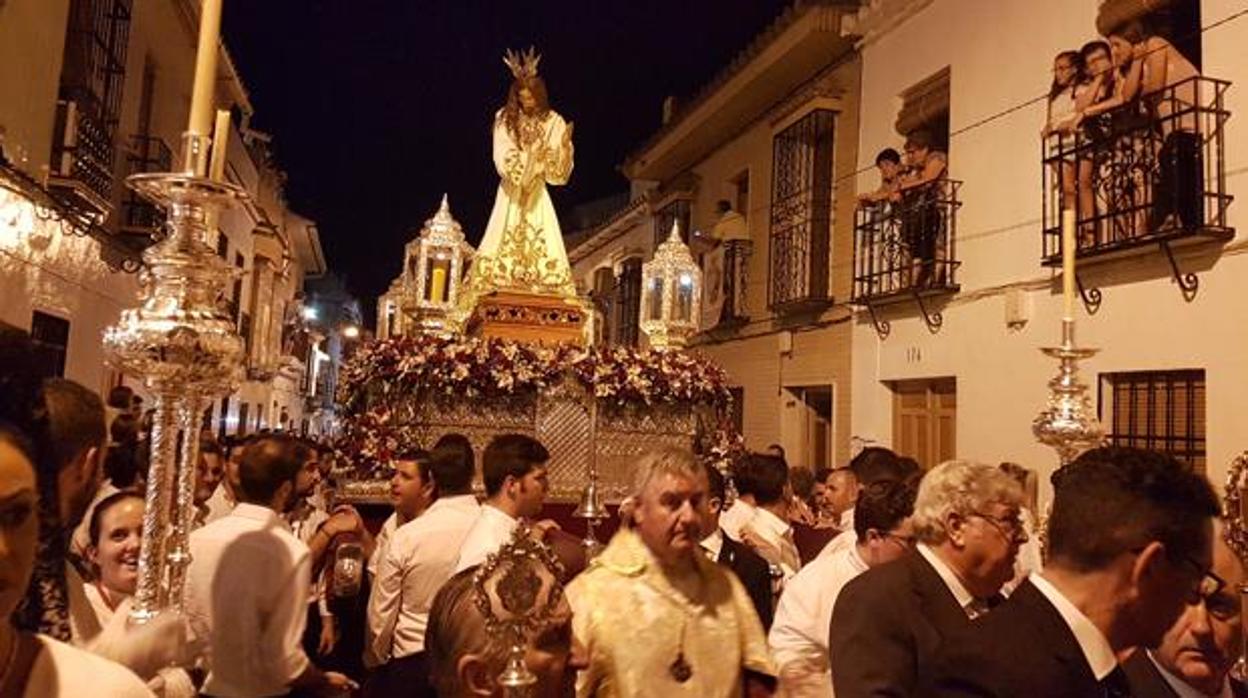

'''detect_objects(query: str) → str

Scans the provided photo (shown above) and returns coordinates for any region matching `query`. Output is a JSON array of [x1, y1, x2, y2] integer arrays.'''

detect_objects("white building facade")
[[847, 0, 1247, 493], [0, 0, 335, 438]]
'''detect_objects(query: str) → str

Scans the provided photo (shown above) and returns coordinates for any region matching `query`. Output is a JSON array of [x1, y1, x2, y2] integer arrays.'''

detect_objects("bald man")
[[1123, 524, 1247, 697]]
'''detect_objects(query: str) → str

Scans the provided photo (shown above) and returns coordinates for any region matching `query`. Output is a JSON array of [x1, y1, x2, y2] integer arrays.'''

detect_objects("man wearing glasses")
[[932, 447, 1220, 697], [769, 476, 920, 697], [829, 460, 1026, 696], [1123, 522, 1246, 698]]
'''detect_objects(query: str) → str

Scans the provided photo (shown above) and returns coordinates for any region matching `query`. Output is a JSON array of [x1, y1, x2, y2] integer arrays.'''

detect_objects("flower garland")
[[338, 335, 733, 411], [336, 335, 738, 470]]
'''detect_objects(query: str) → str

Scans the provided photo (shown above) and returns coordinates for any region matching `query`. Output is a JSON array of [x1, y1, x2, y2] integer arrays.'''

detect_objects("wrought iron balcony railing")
[[119, 135, 172, 248], [49, 89, 115, 213], [1041, 77, 1233, 276], [719, 239, 751, 325], [700, 239, 752, 332], [853, 178, 962, 306]]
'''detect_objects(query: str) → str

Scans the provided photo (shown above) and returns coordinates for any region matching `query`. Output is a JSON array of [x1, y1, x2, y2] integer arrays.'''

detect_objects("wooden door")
[[892, 378, 956, 469]]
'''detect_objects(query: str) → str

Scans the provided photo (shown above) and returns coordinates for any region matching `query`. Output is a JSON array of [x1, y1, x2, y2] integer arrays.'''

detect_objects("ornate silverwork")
[[103, 141, 247, 623], [473, 521, 566, 693], [1032, 318, 1104, 466]]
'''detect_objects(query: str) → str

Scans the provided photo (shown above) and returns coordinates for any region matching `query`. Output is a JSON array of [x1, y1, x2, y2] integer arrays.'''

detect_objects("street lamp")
[[341, 324, 360, 340]]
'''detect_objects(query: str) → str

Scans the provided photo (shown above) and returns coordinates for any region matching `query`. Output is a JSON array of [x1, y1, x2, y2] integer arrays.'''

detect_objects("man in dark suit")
[[932, 447, 1221, 697], [829, 460, 1026, 696], [1123, 522, 1246, 698], [703, 463, 774, 629]]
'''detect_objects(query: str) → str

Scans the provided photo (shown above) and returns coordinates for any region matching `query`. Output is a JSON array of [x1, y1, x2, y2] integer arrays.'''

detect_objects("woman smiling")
[[83, 491, 144, 626]]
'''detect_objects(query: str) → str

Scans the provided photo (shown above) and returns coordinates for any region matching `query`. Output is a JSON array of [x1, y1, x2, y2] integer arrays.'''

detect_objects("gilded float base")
[[468, 291, 588, 346]]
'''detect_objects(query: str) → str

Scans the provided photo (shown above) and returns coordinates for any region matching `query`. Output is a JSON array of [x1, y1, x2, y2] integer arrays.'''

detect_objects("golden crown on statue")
[[503, 46, 542, 81]]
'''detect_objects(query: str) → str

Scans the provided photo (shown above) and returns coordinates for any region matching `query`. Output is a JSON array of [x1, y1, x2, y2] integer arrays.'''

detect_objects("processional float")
[[334, 47, 736, 564]]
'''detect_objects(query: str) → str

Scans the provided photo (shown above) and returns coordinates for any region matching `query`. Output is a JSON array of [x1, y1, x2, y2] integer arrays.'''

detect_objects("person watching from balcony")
[[710, 199, 749, 242], [899, 130, 948, 288], [1043, 50, 1085, 216], [1065, 40, 1117, 246], [857, 148, 903, 207], [1119, 21, 1203, 232]]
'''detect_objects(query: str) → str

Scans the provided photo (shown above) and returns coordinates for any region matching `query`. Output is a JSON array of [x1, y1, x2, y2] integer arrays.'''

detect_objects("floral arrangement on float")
[[335, 334, 744, 478]]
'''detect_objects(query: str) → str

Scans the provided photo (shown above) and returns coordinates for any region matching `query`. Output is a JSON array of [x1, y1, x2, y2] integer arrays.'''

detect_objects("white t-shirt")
[[25, 634, 153, 697], [768, 545, 869, 698], [454, 504, 518, 573], [185, 503, 311, 696]]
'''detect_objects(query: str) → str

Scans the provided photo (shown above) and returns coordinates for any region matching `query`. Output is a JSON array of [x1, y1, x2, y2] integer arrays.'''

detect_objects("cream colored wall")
[[680, 58, 861, 468], [0, 0, 70, 176], [850, 0, 1248, 498], [0, 0, 138, 395], [0, 0, 314, 432]]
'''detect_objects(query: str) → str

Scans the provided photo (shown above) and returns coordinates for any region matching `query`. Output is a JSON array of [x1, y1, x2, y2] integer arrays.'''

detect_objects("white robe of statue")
[[469, 108, 575, 297]]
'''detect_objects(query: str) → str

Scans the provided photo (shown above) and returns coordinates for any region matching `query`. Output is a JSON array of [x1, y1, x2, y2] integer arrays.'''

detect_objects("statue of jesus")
[[463, 47, 577, 303]]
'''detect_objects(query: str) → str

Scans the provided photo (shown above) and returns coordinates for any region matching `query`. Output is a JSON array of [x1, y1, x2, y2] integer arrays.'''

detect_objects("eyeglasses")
[[1178, 554, 1228, 609], [1130, 547, 1229, 609], [969, 511, 1028, 542]]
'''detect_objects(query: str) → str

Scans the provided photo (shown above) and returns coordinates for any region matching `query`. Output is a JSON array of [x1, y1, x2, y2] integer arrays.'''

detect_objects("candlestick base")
[[1032, 319, 1105, 467]]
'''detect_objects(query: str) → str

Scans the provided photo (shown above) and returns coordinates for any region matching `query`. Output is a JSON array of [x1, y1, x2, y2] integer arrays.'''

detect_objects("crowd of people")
[[1, 318, 1242, 698], [1043, 18, 1204, 246]]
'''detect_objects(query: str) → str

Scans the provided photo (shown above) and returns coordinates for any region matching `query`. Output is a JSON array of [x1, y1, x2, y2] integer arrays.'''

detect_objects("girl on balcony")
[[1042, 50, 1085, 222]]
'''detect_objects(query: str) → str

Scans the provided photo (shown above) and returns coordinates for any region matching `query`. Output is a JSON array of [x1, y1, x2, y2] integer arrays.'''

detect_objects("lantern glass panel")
[[425, 248, 453, 303], [675, 273, 694, 322], [646, 275, 664, 321]]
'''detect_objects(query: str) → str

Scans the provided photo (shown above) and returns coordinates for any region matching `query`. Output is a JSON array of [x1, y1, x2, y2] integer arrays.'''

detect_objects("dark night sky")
[[222, 1, 790, 322]]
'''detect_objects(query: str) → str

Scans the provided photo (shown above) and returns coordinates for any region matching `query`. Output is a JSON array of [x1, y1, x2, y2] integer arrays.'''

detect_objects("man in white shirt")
[[725, 453, 800, 580], [364, 448, 435, 669], [932, 447, 1221, 697], [185, 434, 352, 697], [816, 448, 918, 560], [201, 436, 248, 527], [455, 434, 550, 572], [368, 438, 480, 697], [821, 467, 859, 533], [191, 439, 224, 530], [770, 477, 919, 698]]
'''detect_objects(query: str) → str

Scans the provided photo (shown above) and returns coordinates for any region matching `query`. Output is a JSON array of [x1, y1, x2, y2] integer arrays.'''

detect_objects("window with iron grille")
[[53, 0, 133, 204], [614, 258, 642, 347], [654, 199, 691, 246], [30, 311, 71, 379], [769, 110, 835, 310], [1100, 370, 1206, 471]]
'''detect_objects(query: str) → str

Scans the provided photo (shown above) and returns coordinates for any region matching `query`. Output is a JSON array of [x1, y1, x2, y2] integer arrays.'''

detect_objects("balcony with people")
[[852, 132, 962, 335], [1039, 22, 1233, 295]]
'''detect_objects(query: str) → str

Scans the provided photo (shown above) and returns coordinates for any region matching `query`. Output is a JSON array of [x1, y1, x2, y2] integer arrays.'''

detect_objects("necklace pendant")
[[669, 652, 692, 683]]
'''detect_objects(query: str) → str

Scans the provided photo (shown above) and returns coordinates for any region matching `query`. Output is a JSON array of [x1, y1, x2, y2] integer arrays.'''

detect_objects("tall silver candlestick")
[[1032, 318, 1104, 467], [104, 133, 246, 623]]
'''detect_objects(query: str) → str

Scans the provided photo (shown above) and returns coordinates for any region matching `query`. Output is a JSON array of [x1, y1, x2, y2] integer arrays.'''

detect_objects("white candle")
[[187, 0, 224, 137], [1062, 208, 1076, 321], [209, 109, 230, 181]]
